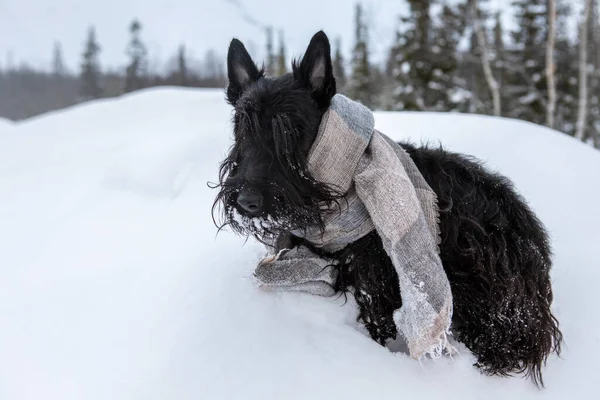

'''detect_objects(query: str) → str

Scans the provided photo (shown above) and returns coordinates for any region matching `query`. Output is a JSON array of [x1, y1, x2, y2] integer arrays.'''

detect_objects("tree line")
[[332, 0, 600, 148], [0, 19, 226, 120], [1, 1, 599, 149]]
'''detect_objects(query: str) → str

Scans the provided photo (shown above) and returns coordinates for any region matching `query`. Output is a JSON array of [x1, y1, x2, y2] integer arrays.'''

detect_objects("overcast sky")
[[0, 0, 552, 74]]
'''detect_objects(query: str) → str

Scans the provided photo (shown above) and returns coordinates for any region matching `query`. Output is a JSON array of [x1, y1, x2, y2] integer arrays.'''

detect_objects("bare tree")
[[576, 0, 592, 140], [470, 0, 501, 116], [546, 0, 557, 128]]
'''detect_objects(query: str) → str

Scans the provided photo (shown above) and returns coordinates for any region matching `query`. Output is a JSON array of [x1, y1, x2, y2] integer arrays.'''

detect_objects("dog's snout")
[[237, 188, 263, 213]]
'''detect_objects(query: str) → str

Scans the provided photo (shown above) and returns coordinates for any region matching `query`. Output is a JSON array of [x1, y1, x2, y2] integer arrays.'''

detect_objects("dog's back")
[[401, 141, 562, 386]]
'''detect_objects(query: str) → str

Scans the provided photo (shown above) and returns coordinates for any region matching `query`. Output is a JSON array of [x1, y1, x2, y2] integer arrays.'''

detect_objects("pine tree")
[[347, 3, 375, 109], [382, 39, 402, 111], [546, 0, 558, 128], [124, 19, 148, 93], [332, 37, 347, 92], [461, 30, 488, 113], [470, 0, 502, 115], [276, 30, 287, 76], [370, 64, 389, 110], [460, 1, 497, 115], [202, 49, 225, 85], [492, 12, 508, 110], [392, 1, 467, 111], [576, 0, 593, 141], [177, 44, 188, 86], [586, 0, 600, 146], [589, 0, 600, 69], [52, 41, 66, 77], [507, 0, 548, 125], [575, 0, 600, 145], [79, 26, 102, 100], [391, 0, 433, 110], [430, 2, 469, 111], [553, 3, 578, 136]]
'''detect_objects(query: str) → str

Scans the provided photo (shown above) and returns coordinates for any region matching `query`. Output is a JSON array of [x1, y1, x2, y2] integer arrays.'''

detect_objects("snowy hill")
[[0, 117, 13, 132], [1, 88, 599, 400]]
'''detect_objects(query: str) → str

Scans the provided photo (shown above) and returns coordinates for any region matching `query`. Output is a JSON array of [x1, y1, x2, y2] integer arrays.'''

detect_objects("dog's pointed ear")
[[294, 31, 336, 109], [227, 38, 263, 105]]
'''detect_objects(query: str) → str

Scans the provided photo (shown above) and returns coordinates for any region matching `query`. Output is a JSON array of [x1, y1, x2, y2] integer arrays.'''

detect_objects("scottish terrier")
[[212, 31, 563, 387]]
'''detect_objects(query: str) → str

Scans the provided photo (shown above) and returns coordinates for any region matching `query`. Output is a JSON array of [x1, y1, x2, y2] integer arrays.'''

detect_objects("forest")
[[1, 0, 598, 148]]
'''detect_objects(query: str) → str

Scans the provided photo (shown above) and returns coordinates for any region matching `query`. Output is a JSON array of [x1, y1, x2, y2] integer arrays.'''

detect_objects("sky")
[[0, 0, 546, 74], [0, 0, 407, 73]]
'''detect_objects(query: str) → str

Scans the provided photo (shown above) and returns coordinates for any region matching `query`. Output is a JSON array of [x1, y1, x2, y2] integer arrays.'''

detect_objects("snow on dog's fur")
[[212, 30, 563, 387]]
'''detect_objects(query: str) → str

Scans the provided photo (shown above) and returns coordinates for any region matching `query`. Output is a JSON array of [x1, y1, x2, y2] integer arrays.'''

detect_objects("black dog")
[[212, 31, 563, 387]]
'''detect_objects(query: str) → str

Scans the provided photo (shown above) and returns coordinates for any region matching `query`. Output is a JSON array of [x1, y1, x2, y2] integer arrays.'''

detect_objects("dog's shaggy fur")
[[212, 31, 563, 387]]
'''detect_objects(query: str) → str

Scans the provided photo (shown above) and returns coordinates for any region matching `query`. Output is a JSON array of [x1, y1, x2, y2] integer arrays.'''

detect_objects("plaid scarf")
[[255, 94, 455, 360]]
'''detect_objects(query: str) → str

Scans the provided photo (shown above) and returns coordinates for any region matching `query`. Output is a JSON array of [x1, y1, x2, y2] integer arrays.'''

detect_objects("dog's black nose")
[[237, 188, 263, 213]]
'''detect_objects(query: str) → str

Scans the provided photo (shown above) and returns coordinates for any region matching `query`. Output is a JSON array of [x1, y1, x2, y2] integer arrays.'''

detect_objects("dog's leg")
[[332, 232, 403, 346]]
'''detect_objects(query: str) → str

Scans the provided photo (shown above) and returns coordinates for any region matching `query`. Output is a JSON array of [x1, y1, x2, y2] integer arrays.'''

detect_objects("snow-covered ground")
[[1, 88, 599, 399], [0, 117, 13, 132]]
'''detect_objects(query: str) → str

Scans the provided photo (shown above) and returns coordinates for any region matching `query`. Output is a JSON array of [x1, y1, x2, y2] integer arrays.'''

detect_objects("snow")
[[1, 87, 599, 400], [519, 91, 539, 104], [401, 61, 411, 74], [449, 87, 473, 103], [0, 117, 13, 133]]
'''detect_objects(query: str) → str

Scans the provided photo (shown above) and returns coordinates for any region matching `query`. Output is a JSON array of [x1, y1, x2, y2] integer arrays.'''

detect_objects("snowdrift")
[[0, 117, 14, 132], [1, 88, 599, 400]]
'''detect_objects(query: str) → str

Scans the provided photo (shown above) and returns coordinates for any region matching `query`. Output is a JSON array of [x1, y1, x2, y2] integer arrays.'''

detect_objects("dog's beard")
[[211, 163, 342, 245]]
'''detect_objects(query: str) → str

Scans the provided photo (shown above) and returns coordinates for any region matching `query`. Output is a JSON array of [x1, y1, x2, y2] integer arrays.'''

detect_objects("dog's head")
[[212, 31, 341, 243]]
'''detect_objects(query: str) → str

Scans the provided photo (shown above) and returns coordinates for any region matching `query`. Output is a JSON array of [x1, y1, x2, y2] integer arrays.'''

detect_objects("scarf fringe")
[[418, 329, 458, 361]]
